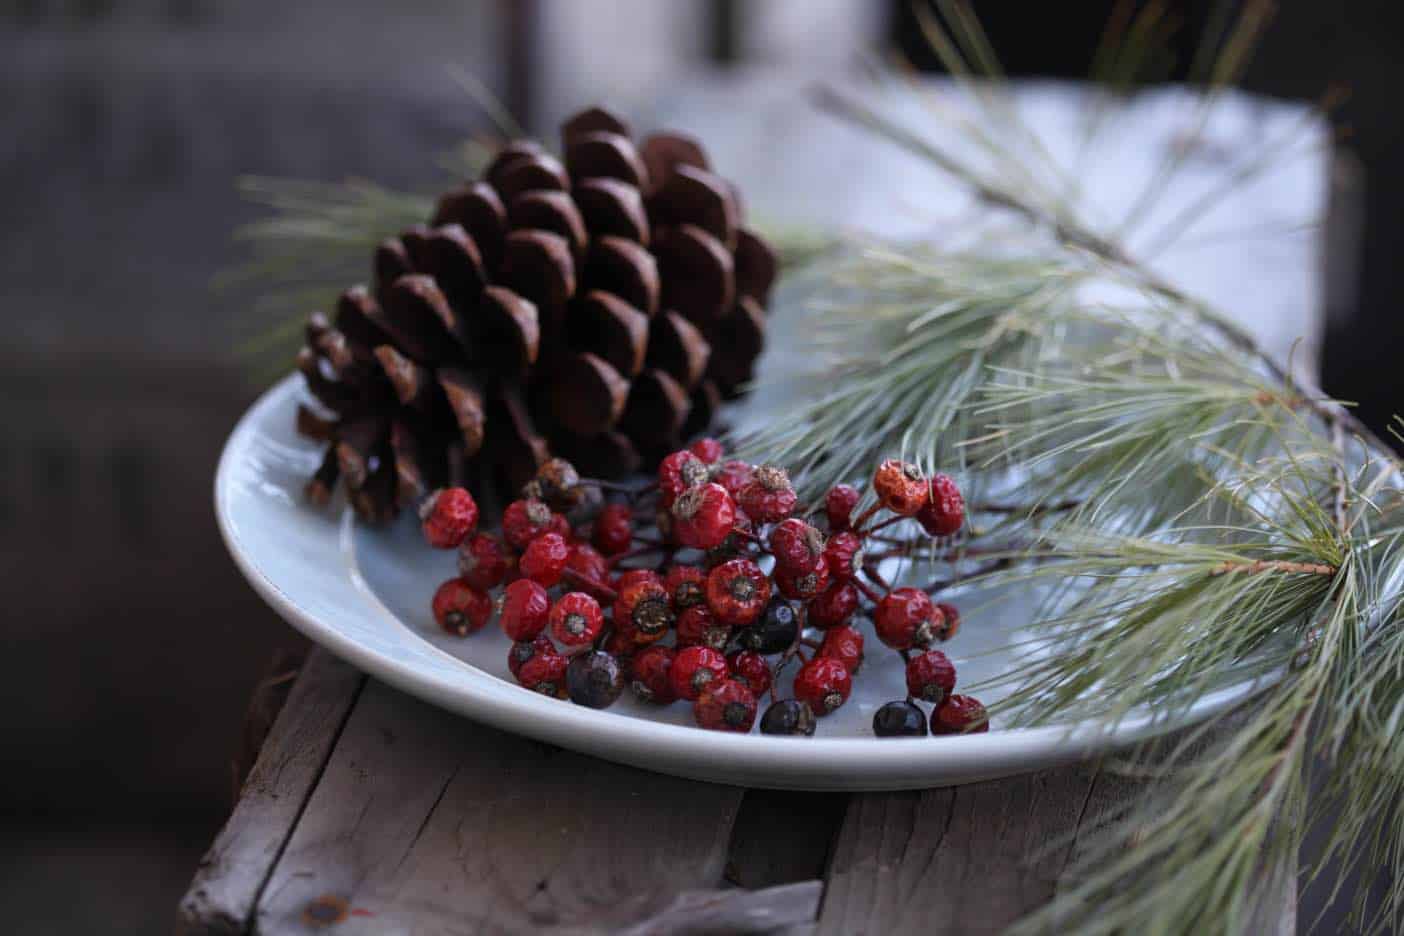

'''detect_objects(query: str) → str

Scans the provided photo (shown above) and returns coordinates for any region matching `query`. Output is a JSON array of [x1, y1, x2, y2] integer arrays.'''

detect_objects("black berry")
[[873, 700, 928, 737], [737, 599, 799, 653], [758, 699, 816, 736], [566, 651, 624, 709]]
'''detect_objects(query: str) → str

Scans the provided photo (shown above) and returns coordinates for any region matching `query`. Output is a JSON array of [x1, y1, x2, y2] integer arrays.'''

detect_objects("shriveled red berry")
[[694, 678, 757, 732], [658, 449, 712, 508], [715, 459, 755, 497], [906, 649, 957, 703], [916, 473, 965, 536], [502, 497, 557, 550], [769, 518, 825, 573], [726, 650, 772, 696], [672, 482, 737, 550], [592, 503, 634, 555], [676, 605, 731, 650], [670, 645, 729, 701], [614, 568, 664, 591], [500, 578, 551, 641], [703, 507, 754, 568], [431, 578, 492, 636], [520, 532, 570, 587], [420, 487, 479, 549], [705, 558, 771, 627], [564, 542, 609, 588], [689, 437, 724, 464], [548, 591, 604, 653], [629, 645, 677, 704], [793, 657, 852, 716], [458, 533, 508, 590], [872, 459, 928, 517], [818, 624, 864, 674], [613, 579, 675, 645], [874, 587, 939, 650], [773, 561, 829, 601], [934, 602, 961, 641], [932, 694, 989, 735], [517, 648, 568, 698], [809, 582, 859, 629], [825, 483, 860, 532], [823, 531, 864, 581], [508, 634, 555, 679], [737, 464, 798, 523], [664, 565, 707, 610]]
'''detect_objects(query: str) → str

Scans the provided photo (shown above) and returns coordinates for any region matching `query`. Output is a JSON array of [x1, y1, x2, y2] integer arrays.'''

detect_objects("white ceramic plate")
[[216, 375, 1265, 790]]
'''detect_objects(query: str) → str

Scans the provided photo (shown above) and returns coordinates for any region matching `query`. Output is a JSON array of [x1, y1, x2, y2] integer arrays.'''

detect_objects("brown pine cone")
[[293, 106, 778, 522]]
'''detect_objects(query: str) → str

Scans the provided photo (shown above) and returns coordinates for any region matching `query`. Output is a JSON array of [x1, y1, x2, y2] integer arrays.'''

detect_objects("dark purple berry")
[[758, 699, 816, 736], [736, 599, 799, 653], [565, 651, 624, 709], [873, 700, 928, 737]]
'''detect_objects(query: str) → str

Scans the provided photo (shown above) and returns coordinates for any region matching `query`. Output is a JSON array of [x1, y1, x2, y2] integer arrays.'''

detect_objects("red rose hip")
[[934, 602, 961, 641], [502, 497, 557, 550], [737, 464, 798, 523], [726, 650, 772, 697], [809, 582, 859, 629], [592, 503, 634, 556], [670, 645, 729, 701], [431, 578, 492, 636], [676, 606, 731, 650], [793, 657, 852, 716], [825, 483, 860, 531], [548, 592, 604, 653], [458, 533, 508, 590], [517, 648, 569, 698], [917, 473, 965, 537], [613, 579, 675, 645], [872, 459, 928, 517], [664, 565, 707, 610], [671, 482, 736, 550], [769, 518, 825, 573], [694, 678, 758, 732], [823, 531, 864, 581], [773, 561, 829, 601], [705, 558, 771, 626], [874, 587, 940, 650], [931, 694, 989, 734], [629, 645, 677, 704], [715, 459, 754, 496], [500, 578, 551, 641], [905, 649, 957, 703], [420, 487, 479, 549], [520, 531, 570, 587], [657, 449, 711, 508], [689, 437, 724, 463], [508, 634, 555, 679], [818, 624, 865, 674]]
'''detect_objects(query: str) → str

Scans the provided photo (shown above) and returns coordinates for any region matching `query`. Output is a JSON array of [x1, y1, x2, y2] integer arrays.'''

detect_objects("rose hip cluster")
[[421, 442, 989, 738]]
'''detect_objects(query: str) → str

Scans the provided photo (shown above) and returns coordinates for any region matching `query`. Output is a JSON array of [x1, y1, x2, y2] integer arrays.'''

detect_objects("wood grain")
[[177, 648, 365, 935], [817, 763, 1097, 936], [254, 678, 750, 934]]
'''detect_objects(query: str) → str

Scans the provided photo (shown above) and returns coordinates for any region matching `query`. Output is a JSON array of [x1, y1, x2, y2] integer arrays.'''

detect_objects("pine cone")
[[295, 106, 777, 522]]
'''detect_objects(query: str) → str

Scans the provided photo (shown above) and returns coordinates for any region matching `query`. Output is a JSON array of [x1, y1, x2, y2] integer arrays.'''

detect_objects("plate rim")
[[215, 375, 1268, 790]]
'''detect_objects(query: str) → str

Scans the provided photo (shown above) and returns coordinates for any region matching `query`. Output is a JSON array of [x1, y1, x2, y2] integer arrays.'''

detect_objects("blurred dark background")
[[1, 1, 1397, 931]]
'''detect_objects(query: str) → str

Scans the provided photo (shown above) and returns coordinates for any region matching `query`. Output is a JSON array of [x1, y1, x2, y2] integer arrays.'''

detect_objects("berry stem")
[[862, 563, 894, 593], [769, 604, 809, 691], [606, 544, 665, 569], [561, 567, 619, 603], [800, 637, 822, 651], [925, 557, 1014, 595], [862, 514, 908, 536], [851, 503, 883, 534], [853, 578, 884, 605]]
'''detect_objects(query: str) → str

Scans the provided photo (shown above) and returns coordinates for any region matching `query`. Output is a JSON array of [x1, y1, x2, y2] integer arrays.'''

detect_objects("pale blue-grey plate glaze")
[[215, 375, 1265, 790]]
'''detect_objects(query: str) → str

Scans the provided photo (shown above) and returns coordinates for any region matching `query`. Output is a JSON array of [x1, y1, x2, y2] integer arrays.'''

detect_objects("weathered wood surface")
[[177, 649, 366, 935], [253, 678, 749, 934], [179, 654, 1297, 935]]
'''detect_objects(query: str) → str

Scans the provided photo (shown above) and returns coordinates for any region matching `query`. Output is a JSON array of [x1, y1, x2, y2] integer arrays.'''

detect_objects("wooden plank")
[[816, 764, 1096, 936], [725, 789, 849, 890], [254, 679, 752, 934], [617, 882, 823, 936], [820, 715, 1298, 935], [177, 648, 366, 935]]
